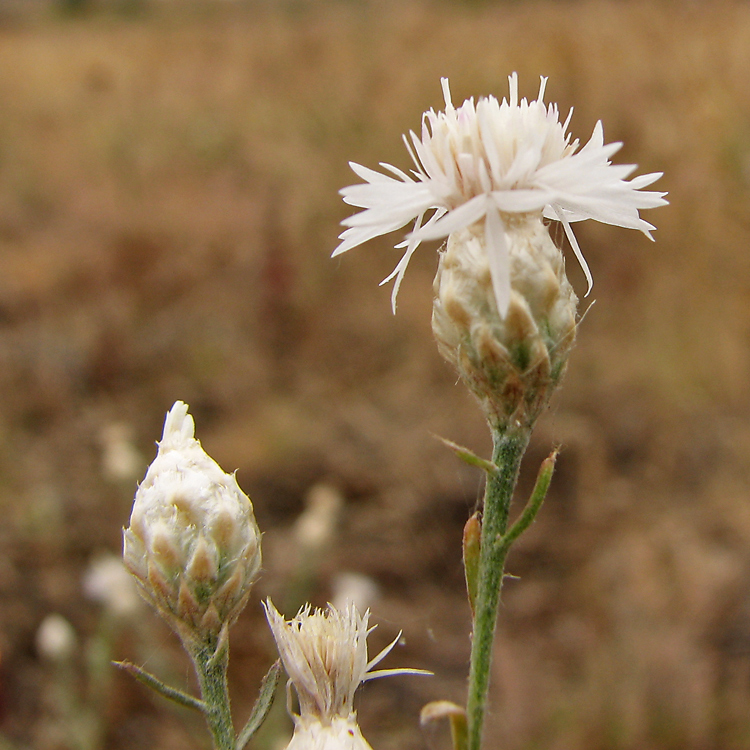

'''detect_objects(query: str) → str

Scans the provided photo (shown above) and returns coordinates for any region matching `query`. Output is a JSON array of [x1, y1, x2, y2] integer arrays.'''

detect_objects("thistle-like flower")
[[264, 599, 429, 750], [335, 74, 667, 429], [334, 73, 667, 316], [123, 401, 262, 648]]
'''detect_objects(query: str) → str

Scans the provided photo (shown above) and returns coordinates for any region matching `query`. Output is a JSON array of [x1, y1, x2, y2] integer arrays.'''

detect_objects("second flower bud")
[[123, 401, 262, 648]]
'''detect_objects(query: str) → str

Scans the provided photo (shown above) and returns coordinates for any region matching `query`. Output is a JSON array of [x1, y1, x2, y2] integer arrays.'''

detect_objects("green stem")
[[466, 426, 530, 750], [189, 638, 235, 750]]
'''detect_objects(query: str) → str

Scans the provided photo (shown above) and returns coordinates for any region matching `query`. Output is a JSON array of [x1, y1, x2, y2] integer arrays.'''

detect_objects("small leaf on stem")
[[113, 660, 207, 713], [498, 447, 558, 552], [235, 660, 282, 750], [434, 435, 499, 476], [462, 513, 482, 619]]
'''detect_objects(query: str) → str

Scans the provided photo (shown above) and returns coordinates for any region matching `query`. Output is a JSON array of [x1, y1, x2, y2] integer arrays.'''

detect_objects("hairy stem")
[[189, 639, 235, 750], [466, 426, 530, 750]]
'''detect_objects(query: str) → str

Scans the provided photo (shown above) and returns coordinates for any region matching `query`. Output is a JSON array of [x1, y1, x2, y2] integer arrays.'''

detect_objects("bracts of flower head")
[[264, 599, 431, 750], [431, 217, 577, 432], [123, 401, 262, 651]]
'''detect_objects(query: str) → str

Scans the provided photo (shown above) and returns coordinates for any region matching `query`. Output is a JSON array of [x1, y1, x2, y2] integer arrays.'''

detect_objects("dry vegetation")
[[0, 1, 749, 748]]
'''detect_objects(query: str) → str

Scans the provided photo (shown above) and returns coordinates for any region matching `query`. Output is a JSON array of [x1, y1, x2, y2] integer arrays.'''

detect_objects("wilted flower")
[[264, 599, 429, 749], [334, 73, 667, 315], [123, 401, 261, 647]]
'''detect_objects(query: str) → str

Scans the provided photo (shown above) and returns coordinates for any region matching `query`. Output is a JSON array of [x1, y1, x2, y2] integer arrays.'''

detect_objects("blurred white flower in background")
[[83, 554, 141, 619], [330, 572, 379, 614], [37, 614, 77, 663], [99, 423, 143, 484], [293, 483, 343, 554]]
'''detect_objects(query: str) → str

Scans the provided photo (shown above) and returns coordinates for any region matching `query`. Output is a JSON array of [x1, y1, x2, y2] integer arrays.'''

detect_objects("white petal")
[[334, 225, 402, 257], [491, 189, 551, 213], [627, 171, 664, 189], [347, 161, 400, 184], [413, 195, 488, 241], [484, 208, 511, 316], [552, 204, 593, 296], [380, 214, 427, 313]]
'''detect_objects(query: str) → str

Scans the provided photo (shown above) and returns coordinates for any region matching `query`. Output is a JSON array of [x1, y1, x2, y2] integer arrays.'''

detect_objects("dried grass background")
[[0, 1, 749, 749]]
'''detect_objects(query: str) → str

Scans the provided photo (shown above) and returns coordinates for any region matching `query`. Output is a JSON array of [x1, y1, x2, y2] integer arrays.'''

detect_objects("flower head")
[[334, 74, 667, 315], [123, 401, 262, 646], [264, 599, 429, 749]]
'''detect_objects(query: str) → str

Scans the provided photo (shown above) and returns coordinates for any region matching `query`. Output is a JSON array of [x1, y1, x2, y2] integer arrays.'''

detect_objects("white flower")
[[264, 599, 429, 749], [334, 73, 667, 315]]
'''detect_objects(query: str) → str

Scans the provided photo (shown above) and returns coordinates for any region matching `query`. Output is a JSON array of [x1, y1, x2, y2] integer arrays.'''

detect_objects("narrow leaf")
[[434, 435, 498, 476], [235, 660, 282, 750], [462, 513, 482, 619], [498, 448, 558, 552], [113, 660, 206, 713]]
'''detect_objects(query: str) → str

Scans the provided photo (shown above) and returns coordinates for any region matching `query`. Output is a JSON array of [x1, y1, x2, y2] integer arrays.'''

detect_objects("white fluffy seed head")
[[432, 216, 578, 431], [123, 401, 262, 645]]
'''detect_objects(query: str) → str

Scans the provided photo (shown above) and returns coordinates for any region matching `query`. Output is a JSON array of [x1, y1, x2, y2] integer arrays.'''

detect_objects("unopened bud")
[[123, 401, 262, 646], [432, 218, 577, 432]]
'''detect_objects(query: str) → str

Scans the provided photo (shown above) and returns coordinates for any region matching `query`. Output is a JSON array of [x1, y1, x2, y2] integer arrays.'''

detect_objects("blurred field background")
[[0, 0, 748, 748]]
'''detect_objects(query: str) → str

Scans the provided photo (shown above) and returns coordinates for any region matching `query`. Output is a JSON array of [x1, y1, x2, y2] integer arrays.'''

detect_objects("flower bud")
[[123, 401, 261, 646], [432, 217, 577, 432]]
